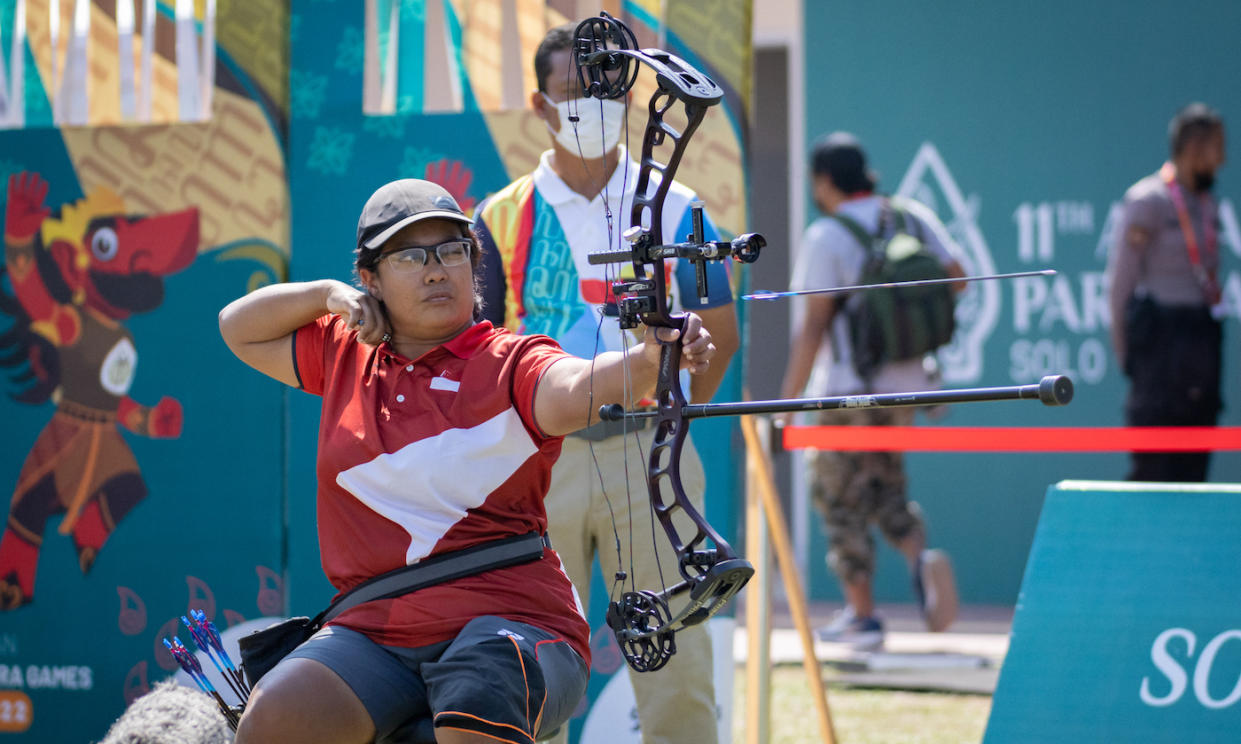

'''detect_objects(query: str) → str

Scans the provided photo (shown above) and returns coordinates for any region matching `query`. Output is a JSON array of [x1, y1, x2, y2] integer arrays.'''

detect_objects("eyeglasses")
[[378, 240, 472, 272]]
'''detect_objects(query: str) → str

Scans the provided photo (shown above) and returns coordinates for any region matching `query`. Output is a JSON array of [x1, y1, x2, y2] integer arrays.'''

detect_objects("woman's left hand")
[[642, 313, 715, 374]]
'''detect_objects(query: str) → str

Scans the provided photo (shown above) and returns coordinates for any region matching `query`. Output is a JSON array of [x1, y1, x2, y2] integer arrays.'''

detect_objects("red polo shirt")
[[293, 316, 589, 662]]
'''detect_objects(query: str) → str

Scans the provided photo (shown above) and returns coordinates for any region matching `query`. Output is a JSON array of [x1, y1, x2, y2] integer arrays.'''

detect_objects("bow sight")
[[590, 203, 765, 329]]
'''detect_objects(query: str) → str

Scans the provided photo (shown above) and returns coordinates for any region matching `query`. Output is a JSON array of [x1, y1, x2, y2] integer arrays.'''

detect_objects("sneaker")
[[913, 549, 959, 632], [815, 607, 884, 650]]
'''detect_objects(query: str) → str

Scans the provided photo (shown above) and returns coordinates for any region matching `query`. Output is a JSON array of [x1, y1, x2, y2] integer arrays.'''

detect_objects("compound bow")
[[570, 12, 1071, 674], [569, 12, 761, 673]]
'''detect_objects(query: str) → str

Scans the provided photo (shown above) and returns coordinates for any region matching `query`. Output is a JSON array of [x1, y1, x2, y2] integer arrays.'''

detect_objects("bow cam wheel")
[[606, 591, 677, 672], [572, 12, 639, 100]]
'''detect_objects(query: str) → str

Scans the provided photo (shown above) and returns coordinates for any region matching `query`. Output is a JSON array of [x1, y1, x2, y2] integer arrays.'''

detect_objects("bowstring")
[[577, 21, 671, 635], [598, 50, 643, 608], [623, 93, 670, 608], [614, 76, 648, 607], [602, 42, 665, 610], [606, 29, 668, 617], [609, 96, 637, 605], [570, 40, 627, 605]]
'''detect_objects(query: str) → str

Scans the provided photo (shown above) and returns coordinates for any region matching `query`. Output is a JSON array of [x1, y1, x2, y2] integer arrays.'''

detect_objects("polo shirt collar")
[[379, 320, 492, 365], [441, 320, 491, 359], [532, 146, 637, 207]]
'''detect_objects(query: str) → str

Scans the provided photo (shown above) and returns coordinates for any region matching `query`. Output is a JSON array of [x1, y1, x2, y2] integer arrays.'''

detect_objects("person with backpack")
[[778, 132, 966, 649]]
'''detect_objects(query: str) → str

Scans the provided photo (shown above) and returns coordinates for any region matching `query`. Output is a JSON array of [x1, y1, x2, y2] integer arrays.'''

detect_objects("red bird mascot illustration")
[[0, 172, 198, 610]]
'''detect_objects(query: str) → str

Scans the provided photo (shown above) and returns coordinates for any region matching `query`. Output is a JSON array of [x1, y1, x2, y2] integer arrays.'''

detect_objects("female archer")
[[218, 178, 715, 744]]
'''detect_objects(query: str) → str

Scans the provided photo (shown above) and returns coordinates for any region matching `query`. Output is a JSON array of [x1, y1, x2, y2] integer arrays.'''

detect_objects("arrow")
[[742, 269, 1056, 301]]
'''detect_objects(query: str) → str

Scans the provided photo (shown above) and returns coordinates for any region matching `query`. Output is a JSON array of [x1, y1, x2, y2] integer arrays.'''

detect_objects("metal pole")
[[741, 415, 836, 744], [744, 419, 772, 744]]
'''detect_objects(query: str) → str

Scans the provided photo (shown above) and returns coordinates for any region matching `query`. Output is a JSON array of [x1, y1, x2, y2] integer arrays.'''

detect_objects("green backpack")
[[832, 200, 956, 380]]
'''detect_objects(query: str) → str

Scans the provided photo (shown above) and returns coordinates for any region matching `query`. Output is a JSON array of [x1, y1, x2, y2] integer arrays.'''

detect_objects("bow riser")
[[625, 46, 752, 644], [648, 341, 744, 581], [612, 89, 712, 326]]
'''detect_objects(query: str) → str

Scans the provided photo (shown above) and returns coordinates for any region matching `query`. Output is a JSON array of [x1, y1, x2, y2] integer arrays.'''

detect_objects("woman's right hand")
[[325, 281, 390, 346]]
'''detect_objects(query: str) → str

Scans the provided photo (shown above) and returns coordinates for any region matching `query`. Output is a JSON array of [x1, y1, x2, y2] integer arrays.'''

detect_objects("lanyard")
[[1160, 161, 1220, 304]]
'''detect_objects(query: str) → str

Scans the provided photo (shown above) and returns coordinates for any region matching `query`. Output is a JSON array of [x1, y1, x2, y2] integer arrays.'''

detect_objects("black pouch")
[[238, 616, 317, 688]]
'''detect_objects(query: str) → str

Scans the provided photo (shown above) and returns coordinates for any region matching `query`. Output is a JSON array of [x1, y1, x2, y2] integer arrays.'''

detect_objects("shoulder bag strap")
[[312, 532, 550, 628], [829, 211, 879, 253]]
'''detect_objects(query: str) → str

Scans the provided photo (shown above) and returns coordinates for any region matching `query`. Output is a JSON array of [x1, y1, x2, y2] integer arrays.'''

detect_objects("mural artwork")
[[0, 172, 196, 610], [0, 0, 750, 739]]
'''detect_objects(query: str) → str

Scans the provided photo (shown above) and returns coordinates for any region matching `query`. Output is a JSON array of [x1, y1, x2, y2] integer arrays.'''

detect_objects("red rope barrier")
[[781, 426, 1241, 452]]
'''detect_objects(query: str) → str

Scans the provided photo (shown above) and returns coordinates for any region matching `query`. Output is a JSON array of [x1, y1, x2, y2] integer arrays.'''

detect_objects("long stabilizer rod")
[[742, 269, 1056, 301], [600, 375, 1074, 422]]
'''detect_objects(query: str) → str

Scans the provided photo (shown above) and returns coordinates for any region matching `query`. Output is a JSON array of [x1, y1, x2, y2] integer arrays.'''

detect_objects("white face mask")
[[542, 94, 626, 160]]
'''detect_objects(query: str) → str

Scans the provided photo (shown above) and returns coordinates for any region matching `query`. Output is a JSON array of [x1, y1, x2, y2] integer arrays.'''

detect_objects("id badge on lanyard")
[[1160, 161, 1222, 309]]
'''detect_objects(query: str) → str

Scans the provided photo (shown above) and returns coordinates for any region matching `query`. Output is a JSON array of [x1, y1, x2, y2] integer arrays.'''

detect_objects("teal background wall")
[[801, 1, 1241, 604]]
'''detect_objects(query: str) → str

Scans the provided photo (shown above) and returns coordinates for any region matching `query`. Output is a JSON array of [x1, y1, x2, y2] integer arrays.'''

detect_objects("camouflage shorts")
[[806, 406, 924, 584]]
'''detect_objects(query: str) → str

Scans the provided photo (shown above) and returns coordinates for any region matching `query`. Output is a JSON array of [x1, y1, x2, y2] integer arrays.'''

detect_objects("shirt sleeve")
[[791, 219, 843, 292], [672, 205, 733, 309], [1107, 190, 1157, 361], [508, 334, 573, 440], [1120, 188, 1161, 232], [293, 314, 349, 396], [473, 200, 509, 326]]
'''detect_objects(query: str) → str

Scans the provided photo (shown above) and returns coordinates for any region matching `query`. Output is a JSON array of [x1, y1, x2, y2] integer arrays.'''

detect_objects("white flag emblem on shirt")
[[336, 406, 538, 563], [430, 374, 460, 392]]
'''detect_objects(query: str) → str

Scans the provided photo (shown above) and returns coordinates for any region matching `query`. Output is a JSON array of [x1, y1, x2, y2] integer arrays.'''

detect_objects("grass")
[[734, 666, 993, 744]]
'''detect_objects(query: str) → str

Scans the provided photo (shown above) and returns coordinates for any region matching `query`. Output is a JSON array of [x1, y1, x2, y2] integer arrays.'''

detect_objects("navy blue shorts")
[[285, 615, 587, 744]]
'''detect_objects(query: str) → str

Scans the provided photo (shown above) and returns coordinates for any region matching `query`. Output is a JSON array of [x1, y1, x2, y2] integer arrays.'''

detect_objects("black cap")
[[356, 179, 473, 252], [810, 131, 877, 194]]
